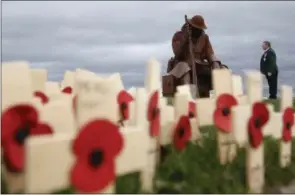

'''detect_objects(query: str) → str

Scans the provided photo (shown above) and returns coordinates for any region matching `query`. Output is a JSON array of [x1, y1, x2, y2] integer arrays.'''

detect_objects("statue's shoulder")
[[200, 32, 208, 38], [202, 33, 210, 40], [172, 31, 184, 43]]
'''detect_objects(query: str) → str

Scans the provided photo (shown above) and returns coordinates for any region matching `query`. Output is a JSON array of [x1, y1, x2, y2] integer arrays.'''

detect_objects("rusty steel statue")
[[162, 15, 228, 98]]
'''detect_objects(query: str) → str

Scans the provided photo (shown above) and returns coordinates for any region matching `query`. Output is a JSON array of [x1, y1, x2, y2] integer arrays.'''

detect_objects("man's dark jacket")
[[260, 48, 278, 75]]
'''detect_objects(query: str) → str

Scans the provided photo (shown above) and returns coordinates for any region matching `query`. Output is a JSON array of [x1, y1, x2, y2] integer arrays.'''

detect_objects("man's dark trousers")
[[265, 70, 278, 99]]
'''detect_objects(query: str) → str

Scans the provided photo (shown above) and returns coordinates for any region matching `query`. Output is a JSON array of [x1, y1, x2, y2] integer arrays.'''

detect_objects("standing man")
[[260, 41, 278, 99]]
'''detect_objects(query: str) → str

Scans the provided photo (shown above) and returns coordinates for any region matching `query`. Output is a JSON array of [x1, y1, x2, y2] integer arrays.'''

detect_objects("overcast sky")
[[2, 1, 295, 91]]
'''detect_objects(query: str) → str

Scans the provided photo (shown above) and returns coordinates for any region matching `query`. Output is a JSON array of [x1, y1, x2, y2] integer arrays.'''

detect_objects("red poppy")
[[213, 94, 237, 133], [1, 104, 53, 172], [62, 86, 73, 94], [188, 101, 196, 118], [282, 107, 294, 142], [70, 119, 124, 193], [248, 102, 269, 148], [173, 115, 191, 151], [34, 91, 49, 104], [147, 91, 160, 137], [117, 90, 134, 121]]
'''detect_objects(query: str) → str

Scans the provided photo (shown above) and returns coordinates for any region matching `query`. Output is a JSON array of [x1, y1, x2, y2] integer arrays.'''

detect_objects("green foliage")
[[116, 172, 141, 193]]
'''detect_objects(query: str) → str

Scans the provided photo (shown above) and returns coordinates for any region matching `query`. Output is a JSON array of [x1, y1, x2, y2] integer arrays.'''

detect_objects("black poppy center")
[[120, 102, 127, 110], [189, 111, 195, 118], [169, 170, 184, 183], [89, 149, 104, 168], [159, 146, 169, 164], [152, 108, 159, 119], [178, 128, 185, 138], [222, 107, 230, 116], [286, 122, 291, 130], [14, 125, 30, 145], [254, 118, 261, 128]]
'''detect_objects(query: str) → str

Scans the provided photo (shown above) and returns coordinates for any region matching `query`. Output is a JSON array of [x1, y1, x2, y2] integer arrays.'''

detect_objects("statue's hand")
[[212, 62, 221, 69]]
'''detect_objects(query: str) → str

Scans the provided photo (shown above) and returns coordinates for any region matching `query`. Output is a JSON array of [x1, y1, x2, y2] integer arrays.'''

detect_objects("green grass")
[[1, 99, 295, 194]]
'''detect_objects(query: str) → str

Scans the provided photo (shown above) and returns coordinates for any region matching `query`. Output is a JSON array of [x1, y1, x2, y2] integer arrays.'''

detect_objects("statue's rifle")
[[185, 15, 200, 98]]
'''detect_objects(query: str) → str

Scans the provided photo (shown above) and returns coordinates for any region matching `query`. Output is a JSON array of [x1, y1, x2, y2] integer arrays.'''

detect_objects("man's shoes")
[[268, 96, 277, 100]]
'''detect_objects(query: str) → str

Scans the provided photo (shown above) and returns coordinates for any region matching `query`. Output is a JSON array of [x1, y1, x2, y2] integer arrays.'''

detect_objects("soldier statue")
[[163, 15, 228, 97]]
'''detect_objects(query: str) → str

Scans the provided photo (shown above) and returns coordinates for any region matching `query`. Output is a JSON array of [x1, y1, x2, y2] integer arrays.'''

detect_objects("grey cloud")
[[2, 1, 295, 89]]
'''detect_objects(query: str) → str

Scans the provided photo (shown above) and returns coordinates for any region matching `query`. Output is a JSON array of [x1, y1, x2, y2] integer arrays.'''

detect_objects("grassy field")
[[1, 99, 295, 194]]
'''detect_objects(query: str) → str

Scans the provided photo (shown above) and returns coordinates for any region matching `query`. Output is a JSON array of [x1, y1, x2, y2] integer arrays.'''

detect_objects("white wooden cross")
[[45, 81, 61, 101], [60, 70, 76, 92], [232, 74, 244, 96], [245, 70, 265, 193], [176, 85, 200, 141], [232, 74, 248, 105], [232, 104, 252, 148], [1, 61, 33, 111], [159, 97, 175, 146], [30, 68, 47, 93], [1, 61, 49, 193], [74, 74, 120, 128], [264, 104, 282, 138], [212, 69, 236, 164], [195, 97, 216, 127], [141, 58, 161, 193], [40, 99, 77, 135], [24, 125, 150, 193], [280, 85, 294, 168], [125, 87, 137, 126]]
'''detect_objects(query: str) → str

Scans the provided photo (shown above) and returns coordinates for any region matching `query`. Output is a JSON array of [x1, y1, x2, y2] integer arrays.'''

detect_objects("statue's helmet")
[[187, 15, 207, 30]]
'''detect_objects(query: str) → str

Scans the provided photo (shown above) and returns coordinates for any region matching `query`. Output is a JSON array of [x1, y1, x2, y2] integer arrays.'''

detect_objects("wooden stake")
[[25, 134, 74, 193], [195, 98, 216, 127], [40, 100, 77, 134], [212, 69, 236, 164], [232, 105, 252, 148], [30, 68, 47, 92], [2, 61, 33, 111], [280, 85, 293, 168], [245, 71, 264, 193]]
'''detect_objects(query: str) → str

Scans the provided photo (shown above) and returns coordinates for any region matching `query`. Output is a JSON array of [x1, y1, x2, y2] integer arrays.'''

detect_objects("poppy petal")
[[62, 86, 73, 94], [34, 91, 49, 104], [147, 91, 160, 137], [248, 103, 269, 149], [188, 101, 196, 118], [73, 119, 123, 160], [173, 116, 191, 151], [3, 141, 25, 171], [147, 91, 159, 121], [248, 117, 263, 148], [71, 160, 115, 193], [283, 107, 294, 124], [216, 93, 237, 108], [31, 123, 54, 135], [150, 114, 160, 137], [214, 109, 232, 133], [252, 102, 269, 126], [117, 90, 134, 120], [1, 105, 38, 146], [282, 107, 294, 142], [213, 94, 237, 133], [1, 111, 22, 146]]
